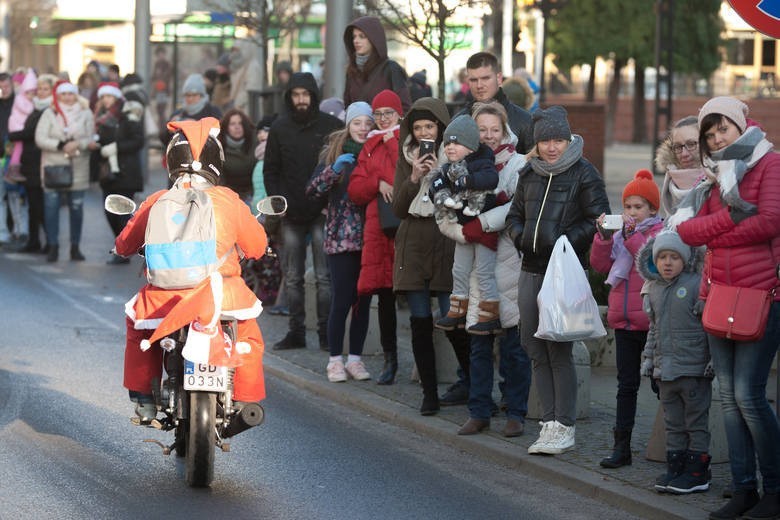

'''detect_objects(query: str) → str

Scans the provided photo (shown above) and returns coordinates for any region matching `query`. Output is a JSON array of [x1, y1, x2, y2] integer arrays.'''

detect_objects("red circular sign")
[[729, 0, 780, 39]]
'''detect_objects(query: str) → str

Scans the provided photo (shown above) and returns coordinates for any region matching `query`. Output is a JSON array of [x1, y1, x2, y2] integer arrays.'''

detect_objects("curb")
[[264, 353, 710, 520]]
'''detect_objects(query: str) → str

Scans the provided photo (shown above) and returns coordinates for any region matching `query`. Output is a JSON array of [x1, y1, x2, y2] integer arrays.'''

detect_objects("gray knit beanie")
[[443, 115, 480, 152], [532, 105, 572, 143], [182, 73, 207, 96], [652, 230, 691, 264]]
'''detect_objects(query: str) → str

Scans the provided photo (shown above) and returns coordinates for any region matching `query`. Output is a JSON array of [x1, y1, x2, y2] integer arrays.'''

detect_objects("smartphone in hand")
[[419, 139, 435, 157]]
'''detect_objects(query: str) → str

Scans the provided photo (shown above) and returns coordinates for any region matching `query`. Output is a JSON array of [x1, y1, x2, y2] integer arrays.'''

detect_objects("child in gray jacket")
[[638, 230, 711, 496]]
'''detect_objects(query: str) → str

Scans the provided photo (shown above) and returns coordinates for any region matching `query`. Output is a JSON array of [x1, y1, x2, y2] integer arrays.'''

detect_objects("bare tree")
[[363, 0, 485, 99], [207, 0, 313, 88]]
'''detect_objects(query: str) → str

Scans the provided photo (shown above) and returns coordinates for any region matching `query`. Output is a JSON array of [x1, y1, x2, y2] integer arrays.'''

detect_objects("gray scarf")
[[226, 135, 245, 149], [667, 126, 773, 229], [528, 134, 584, 177], [184, 94, 209, 116], [355, 54, 369, 70]]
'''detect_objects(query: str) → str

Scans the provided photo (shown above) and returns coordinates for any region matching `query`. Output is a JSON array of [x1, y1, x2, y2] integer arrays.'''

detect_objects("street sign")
[[728, 0, 780, 38]]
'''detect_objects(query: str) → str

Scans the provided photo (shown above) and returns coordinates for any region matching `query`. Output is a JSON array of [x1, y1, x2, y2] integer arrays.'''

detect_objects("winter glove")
[[462, 218, 485, 243], [703, 361, 715, 379], [495, 191, 510, 205], [640, 358, 654, 378], [650, 378, 660, 400], [693, 299, 705, 317], [453, 175, 471, 191], [729, 205, 757, 225], [332, 153, 355, 173]]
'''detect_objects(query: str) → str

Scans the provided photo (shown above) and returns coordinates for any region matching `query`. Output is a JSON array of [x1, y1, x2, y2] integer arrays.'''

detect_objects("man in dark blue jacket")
[[263, 72, 343, 350]]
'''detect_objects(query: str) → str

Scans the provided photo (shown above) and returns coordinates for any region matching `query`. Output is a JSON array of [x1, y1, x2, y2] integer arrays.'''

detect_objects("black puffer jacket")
[[263, 72, 343, 223], [506, 158, 610, 274]]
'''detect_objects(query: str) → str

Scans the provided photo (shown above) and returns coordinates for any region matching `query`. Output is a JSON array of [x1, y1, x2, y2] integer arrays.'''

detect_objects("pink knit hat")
[[20, 69, 37, 93], [698, 96, 748, 133]]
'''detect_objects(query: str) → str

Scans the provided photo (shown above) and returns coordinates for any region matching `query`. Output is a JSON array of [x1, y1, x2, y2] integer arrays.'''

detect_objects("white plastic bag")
[[535, 235, 607, 341]]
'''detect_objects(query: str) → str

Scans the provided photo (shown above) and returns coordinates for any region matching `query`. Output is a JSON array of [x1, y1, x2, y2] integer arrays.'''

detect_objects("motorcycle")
[[106, 193, 287, 487]]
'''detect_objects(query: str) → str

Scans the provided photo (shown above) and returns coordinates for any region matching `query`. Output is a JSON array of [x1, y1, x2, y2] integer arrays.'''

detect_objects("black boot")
[[709, 489, 760, 520], [377, 352, 398, 385], [742, 491, 780, 520], [600, 428, 632, 468], [667, 451, 711, 494], [410, 316, 438, 416], [70, 244, 85, 261], [654, 450, 686, 492], [46, 244, 59, 263]]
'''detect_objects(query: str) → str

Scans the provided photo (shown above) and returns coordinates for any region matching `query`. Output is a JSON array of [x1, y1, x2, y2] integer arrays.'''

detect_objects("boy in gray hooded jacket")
[[638, 230, 712, 496]]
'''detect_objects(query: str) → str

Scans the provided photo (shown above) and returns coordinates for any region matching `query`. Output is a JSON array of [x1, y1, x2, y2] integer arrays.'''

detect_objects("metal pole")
[[538, 3, 548, 105], [135, 0, 152, 180], [501, 0, 514, 76], [323, 0, 352, 100]]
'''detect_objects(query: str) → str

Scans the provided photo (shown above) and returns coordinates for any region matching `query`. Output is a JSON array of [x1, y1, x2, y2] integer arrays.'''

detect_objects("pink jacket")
[[677, 152, 780, 300], [590, 221, 663, 330]]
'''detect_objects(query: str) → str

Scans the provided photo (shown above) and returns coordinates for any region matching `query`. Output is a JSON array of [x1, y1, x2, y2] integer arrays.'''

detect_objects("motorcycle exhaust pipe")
[[223, 402, 264, 438]]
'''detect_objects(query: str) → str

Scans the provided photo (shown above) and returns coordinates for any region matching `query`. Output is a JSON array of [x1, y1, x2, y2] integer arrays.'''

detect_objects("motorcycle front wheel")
[[185, 392, 216, 487]]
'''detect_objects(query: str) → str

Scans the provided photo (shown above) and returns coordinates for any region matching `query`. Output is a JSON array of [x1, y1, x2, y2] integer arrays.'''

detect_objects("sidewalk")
[[258, 144, 730, 519]]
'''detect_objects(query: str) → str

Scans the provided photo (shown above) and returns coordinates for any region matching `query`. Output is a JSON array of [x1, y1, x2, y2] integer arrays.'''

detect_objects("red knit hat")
[[622, 169, 660, 210], [371, 89, 403, 116]]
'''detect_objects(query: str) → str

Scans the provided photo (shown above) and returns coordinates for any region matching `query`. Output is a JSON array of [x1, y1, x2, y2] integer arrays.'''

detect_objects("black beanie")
[[532, 105, 572, 143]]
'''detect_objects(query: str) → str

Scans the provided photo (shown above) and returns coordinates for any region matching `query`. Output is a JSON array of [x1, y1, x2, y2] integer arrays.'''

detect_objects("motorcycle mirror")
[[256, 195, 287, 216], [104, 194, 137, 215]]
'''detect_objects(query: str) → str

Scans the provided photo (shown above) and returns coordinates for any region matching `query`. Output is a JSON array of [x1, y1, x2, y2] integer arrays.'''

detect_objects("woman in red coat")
[[675, 97, 780, 520], [347, 90, 403, 381]]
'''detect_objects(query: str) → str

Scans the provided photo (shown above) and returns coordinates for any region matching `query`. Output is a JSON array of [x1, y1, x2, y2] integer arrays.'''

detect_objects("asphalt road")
[[0, 186, 640, 520]]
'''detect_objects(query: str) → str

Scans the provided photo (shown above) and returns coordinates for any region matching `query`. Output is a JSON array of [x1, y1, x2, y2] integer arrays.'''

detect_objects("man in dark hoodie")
[[343, 16, 412, 113], [263, 72, 343, 350], [455, 52, 534, 154]]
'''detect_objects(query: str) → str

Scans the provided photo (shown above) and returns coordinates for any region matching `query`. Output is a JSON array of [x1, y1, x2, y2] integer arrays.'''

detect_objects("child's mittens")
[[640, 358, 654, 377], [444, 196, 462, 209], [453, 175, 470, 191], [462, 205, 480, 217]]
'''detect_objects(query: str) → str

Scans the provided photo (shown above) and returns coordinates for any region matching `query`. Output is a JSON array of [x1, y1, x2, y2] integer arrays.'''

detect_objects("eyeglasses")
[[373, 110, 397, 120], [672, 140, 698, 155]]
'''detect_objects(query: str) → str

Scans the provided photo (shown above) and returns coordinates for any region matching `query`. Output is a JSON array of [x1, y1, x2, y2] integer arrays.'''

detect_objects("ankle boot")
[[435, 295, 468, 331], [667, 451, 711, 494], [710, 489, 760, 519], [410, 316, 438, 415], [70, 244, 85, 261], [600, 428, 632, 468], [655, 450, 686, 492], [46, 244, 59, 263], [467, 300, 502, 335], [377, 352, 398, 385]]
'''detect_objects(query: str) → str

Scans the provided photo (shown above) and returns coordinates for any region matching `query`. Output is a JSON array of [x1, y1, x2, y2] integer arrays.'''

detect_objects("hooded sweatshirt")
[[263, 72, 343, 223], [343, 16, 412, 113]]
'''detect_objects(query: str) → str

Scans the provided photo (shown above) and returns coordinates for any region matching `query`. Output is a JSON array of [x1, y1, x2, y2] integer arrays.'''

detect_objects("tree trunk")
[[632, 65, 646, 143], [438, 58, 446, 100], [605, 57, 625, 145], [586, 58, 596, 102]]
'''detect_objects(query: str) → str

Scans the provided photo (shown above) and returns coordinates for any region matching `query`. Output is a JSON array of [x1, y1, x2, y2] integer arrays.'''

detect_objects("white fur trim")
[[220, 300, 264, 320], [235, 341, 251, 354], [140, 339, 151, 351]]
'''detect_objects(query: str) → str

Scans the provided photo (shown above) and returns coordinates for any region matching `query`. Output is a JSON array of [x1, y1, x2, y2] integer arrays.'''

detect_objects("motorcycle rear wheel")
[[186, 392, 216, 487]]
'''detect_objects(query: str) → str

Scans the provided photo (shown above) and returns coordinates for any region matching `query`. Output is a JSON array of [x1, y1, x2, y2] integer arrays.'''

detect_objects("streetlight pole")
[[135, 0, 151, 179]]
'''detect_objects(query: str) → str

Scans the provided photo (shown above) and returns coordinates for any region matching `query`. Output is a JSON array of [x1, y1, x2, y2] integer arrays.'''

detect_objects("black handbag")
[[43, 163, 74, 189], [376, 194, 400, 238]]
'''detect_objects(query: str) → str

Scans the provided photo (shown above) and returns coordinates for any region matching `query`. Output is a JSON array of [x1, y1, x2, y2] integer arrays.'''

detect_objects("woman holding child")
[[506, 106, 610, 455], [675, 96, 780, 520], [435, 101, 532, 437]]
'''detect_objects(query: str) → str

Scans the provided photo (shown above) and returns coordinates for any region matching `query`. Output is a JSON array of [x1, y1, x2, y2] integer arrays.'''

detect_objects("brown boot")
[[467, 300, 502, 335], [435, 295, 468, 331]]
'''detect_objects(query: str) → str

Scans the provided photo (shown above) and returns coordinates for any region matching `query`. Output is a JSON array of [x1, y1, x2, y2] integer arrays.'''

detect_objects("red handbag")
[[702, 283, 773, 342]]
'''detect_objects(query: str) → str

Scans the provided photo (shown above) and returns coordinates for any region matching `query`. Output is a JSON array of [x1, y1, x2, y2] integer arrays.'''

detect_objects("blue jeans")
[[468, 325, 531, 421], [44, 189, 85, 247], [405, 285, 450, 319], [709, 301, 780, 493]]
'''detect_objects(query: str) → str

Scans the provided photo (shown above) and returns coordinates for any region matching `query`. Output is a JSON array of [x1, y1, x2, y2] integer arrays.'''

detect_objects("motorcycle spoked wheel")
[[185, 392, 216, 487]]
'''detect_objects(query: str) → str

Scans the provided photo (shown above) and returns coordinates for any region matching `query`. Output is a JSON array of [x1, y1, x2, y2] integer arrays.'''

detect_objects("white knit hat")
[[698, 96, 748, 133], [97, 82, 123, 100]]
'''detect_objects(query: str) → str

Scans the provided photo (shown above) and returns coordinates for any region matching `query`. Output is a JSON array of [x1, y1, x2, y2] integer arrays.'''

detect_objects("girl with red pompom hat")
[[590, 168, 663, 468]]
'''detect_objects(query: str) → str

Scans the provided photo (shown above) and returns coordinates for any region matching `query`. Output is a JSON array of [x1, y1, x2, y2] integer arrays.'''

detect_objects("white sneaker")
[[327, 360, 347, 382], [527, 421, 554, 454], [538, 421, 575, 455], [345, 360, 371, 381]]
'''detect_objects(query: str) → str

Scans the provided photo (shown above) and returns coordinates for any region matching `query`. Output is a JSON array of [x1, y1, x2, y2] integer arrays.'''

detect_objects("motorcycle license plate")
[[184, 361, 228, 392]]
